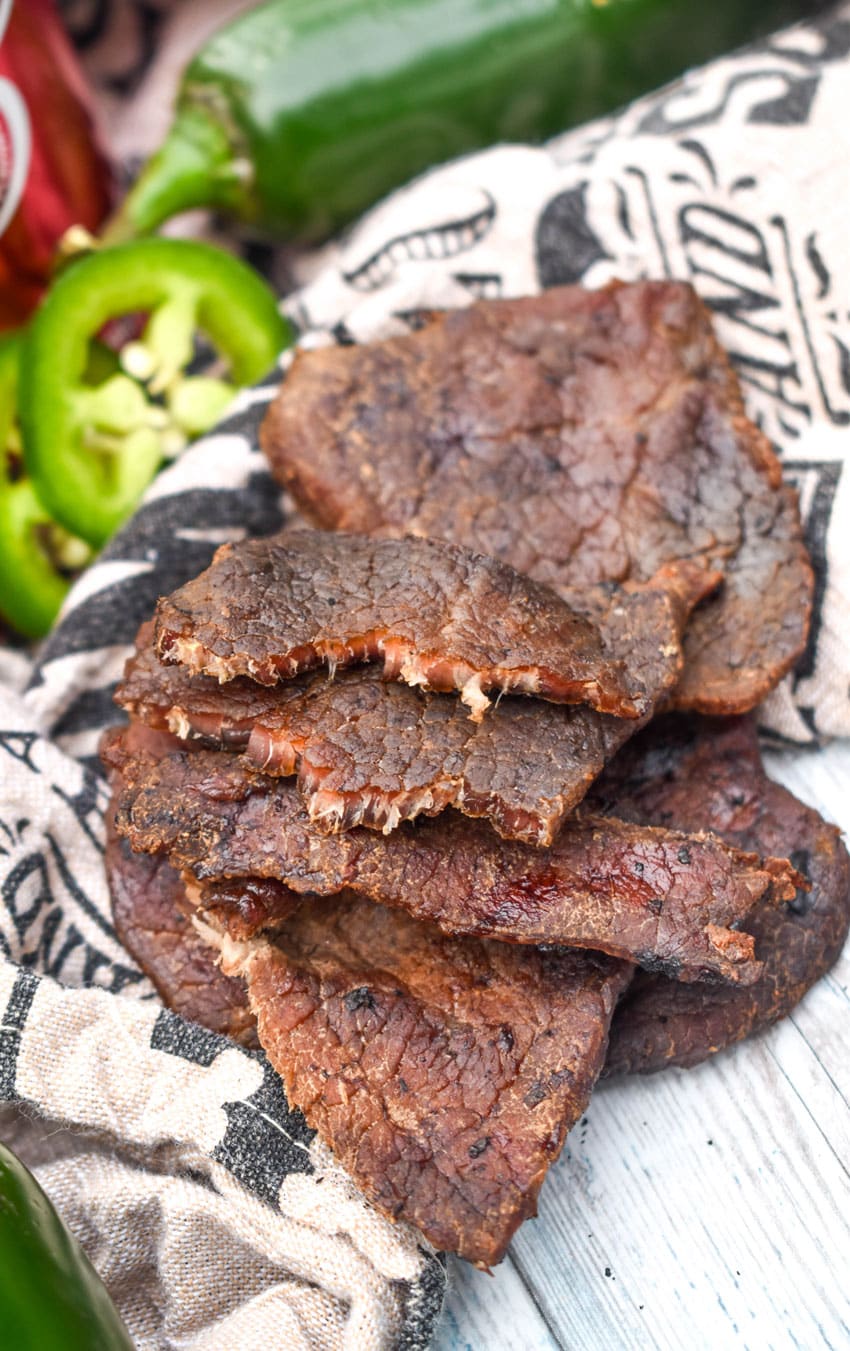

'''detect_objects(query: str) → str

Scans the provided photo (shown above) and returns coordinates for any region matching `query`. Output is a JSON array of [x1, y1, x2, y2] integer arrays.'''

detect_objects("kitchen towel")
[[1, 5, 848, 1348]]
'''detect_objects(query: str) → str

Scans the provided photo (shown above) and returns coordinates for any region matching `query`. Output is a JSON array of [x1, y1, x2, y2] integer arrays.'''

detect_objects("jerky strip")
[[120, 563, 714, 846], [105, 824, 258, 1047], [262, 281, 812, 715], [104, 726, 800, 984], [598, 716, 850, 1073], [106, 825, 629, 1266], [105, 822, 629, 1266], [155, 531, 644, 720], [199, 892, 631, 1266]]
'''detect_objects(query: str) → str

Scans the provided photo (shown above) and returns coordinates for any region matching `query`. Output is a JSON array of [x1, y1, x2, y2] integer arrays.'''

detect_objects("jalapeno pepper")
[[0, 1139, 135, 1350], [0, 334, 90, 639], [107, 0, 817, 245], [19, 237, 288, 548]]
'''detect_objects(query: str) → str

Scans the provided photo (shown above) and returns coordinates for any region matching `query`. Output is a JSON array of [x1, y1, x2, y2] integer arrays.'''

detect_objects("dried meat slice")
[[155, 531, 644, 720], [189, 875, 303, 943], [596, 715, 850, 1073], [104, 823, 629, 1265], [262, 281, 812, 715], [120, 563, 714, 846], [105, 822, 258, 1047], [103, 726, 800, 984], [198, 891, 631, 1266]]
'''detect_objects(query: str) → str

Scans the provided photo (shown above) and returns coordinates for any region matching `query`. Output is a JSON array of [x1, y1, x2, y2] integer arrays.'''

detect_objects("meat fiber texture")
[[104, 722, 848, 1079], [102, 717, 847, 1266], [155, 531, 644, 720], [600, 716, 850, 1074], [103, 726, 801, 986], [204, 892, 631, 1267], [105, 829, 628, 1266], [120, 561, 715, 846], [261, 281, 813, 716]]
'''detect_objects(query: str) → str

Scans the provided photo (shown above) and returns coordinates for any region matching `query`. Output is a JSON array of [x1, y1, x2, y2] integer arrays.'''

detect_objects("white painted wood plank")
[[764, 1013, 850, 1176], [434, 1253, 560, 1350], [787, 962, 850, 1108], [509, 1039, 850, 1349], [434, 740, 850, 1348], [765, 739, 850, 1099]]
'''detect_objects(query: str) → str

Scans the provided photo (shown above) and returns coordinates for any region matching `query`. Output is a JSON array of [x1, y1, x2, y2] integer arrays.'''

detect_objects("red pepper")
[[0, 0, 113, 331]]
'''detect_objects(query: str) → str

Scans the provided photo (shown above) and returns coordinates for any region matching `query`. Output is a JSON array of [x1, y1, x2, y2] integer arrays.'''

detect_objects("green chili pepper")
[[107, 0, 816, 245], [0, 335, 17, 455], [19, 237, 288, 548], [0, 1139, 135, 1350], [0, 335, 90, 640]]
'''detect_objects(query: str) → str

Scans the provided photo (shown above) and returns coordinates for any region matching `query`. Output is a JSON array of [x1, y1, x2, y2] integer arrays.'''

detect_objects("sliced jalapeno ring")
[[20, 237, 289, 548]]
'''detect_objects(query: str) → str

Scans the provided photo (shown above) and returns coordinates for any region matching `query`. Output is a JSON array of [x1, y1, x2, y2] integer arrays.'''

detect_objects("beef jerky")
[[597, 715, 850, 1073], [262, 281, 812, 715], [120, 564, 714, 846], [199, 890, 631, 1266], [105, 819, 629, 1265], [189, 875, 302, 944], [105, 824, 258, 1047], [155, 531, 644, 720], [104, 727, 800, 984]]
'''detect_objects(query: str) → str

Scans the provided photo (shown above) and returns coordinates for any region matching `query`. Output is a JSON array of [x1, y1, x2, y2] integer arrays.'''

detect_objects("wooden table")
[[434, 738, 850, 1350]]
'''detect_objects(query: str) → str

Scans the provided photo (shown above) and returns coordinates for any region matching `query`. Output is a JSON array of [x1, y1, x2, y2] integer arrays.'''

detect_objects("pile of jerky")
[[103, 282, 849, 1268]]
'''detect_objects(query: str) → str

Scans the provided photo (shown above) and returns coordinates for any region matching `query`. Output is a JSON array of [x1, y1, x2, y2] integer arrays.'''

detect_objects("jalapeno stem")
[[102, 104, 253, 242]]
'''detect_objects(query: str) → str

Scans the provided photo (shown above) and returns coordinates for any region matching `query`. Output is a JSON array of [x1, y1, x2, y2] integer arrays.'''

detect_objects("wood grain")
[[434, 739, 850, 1349], [439, 1254, 561, 1350]]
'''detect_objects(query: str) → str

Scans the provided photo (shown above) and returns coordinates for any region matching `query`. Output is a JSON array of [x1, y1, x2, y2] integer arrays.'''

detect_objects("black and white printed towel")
[[1, 5, 849, 1347]]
